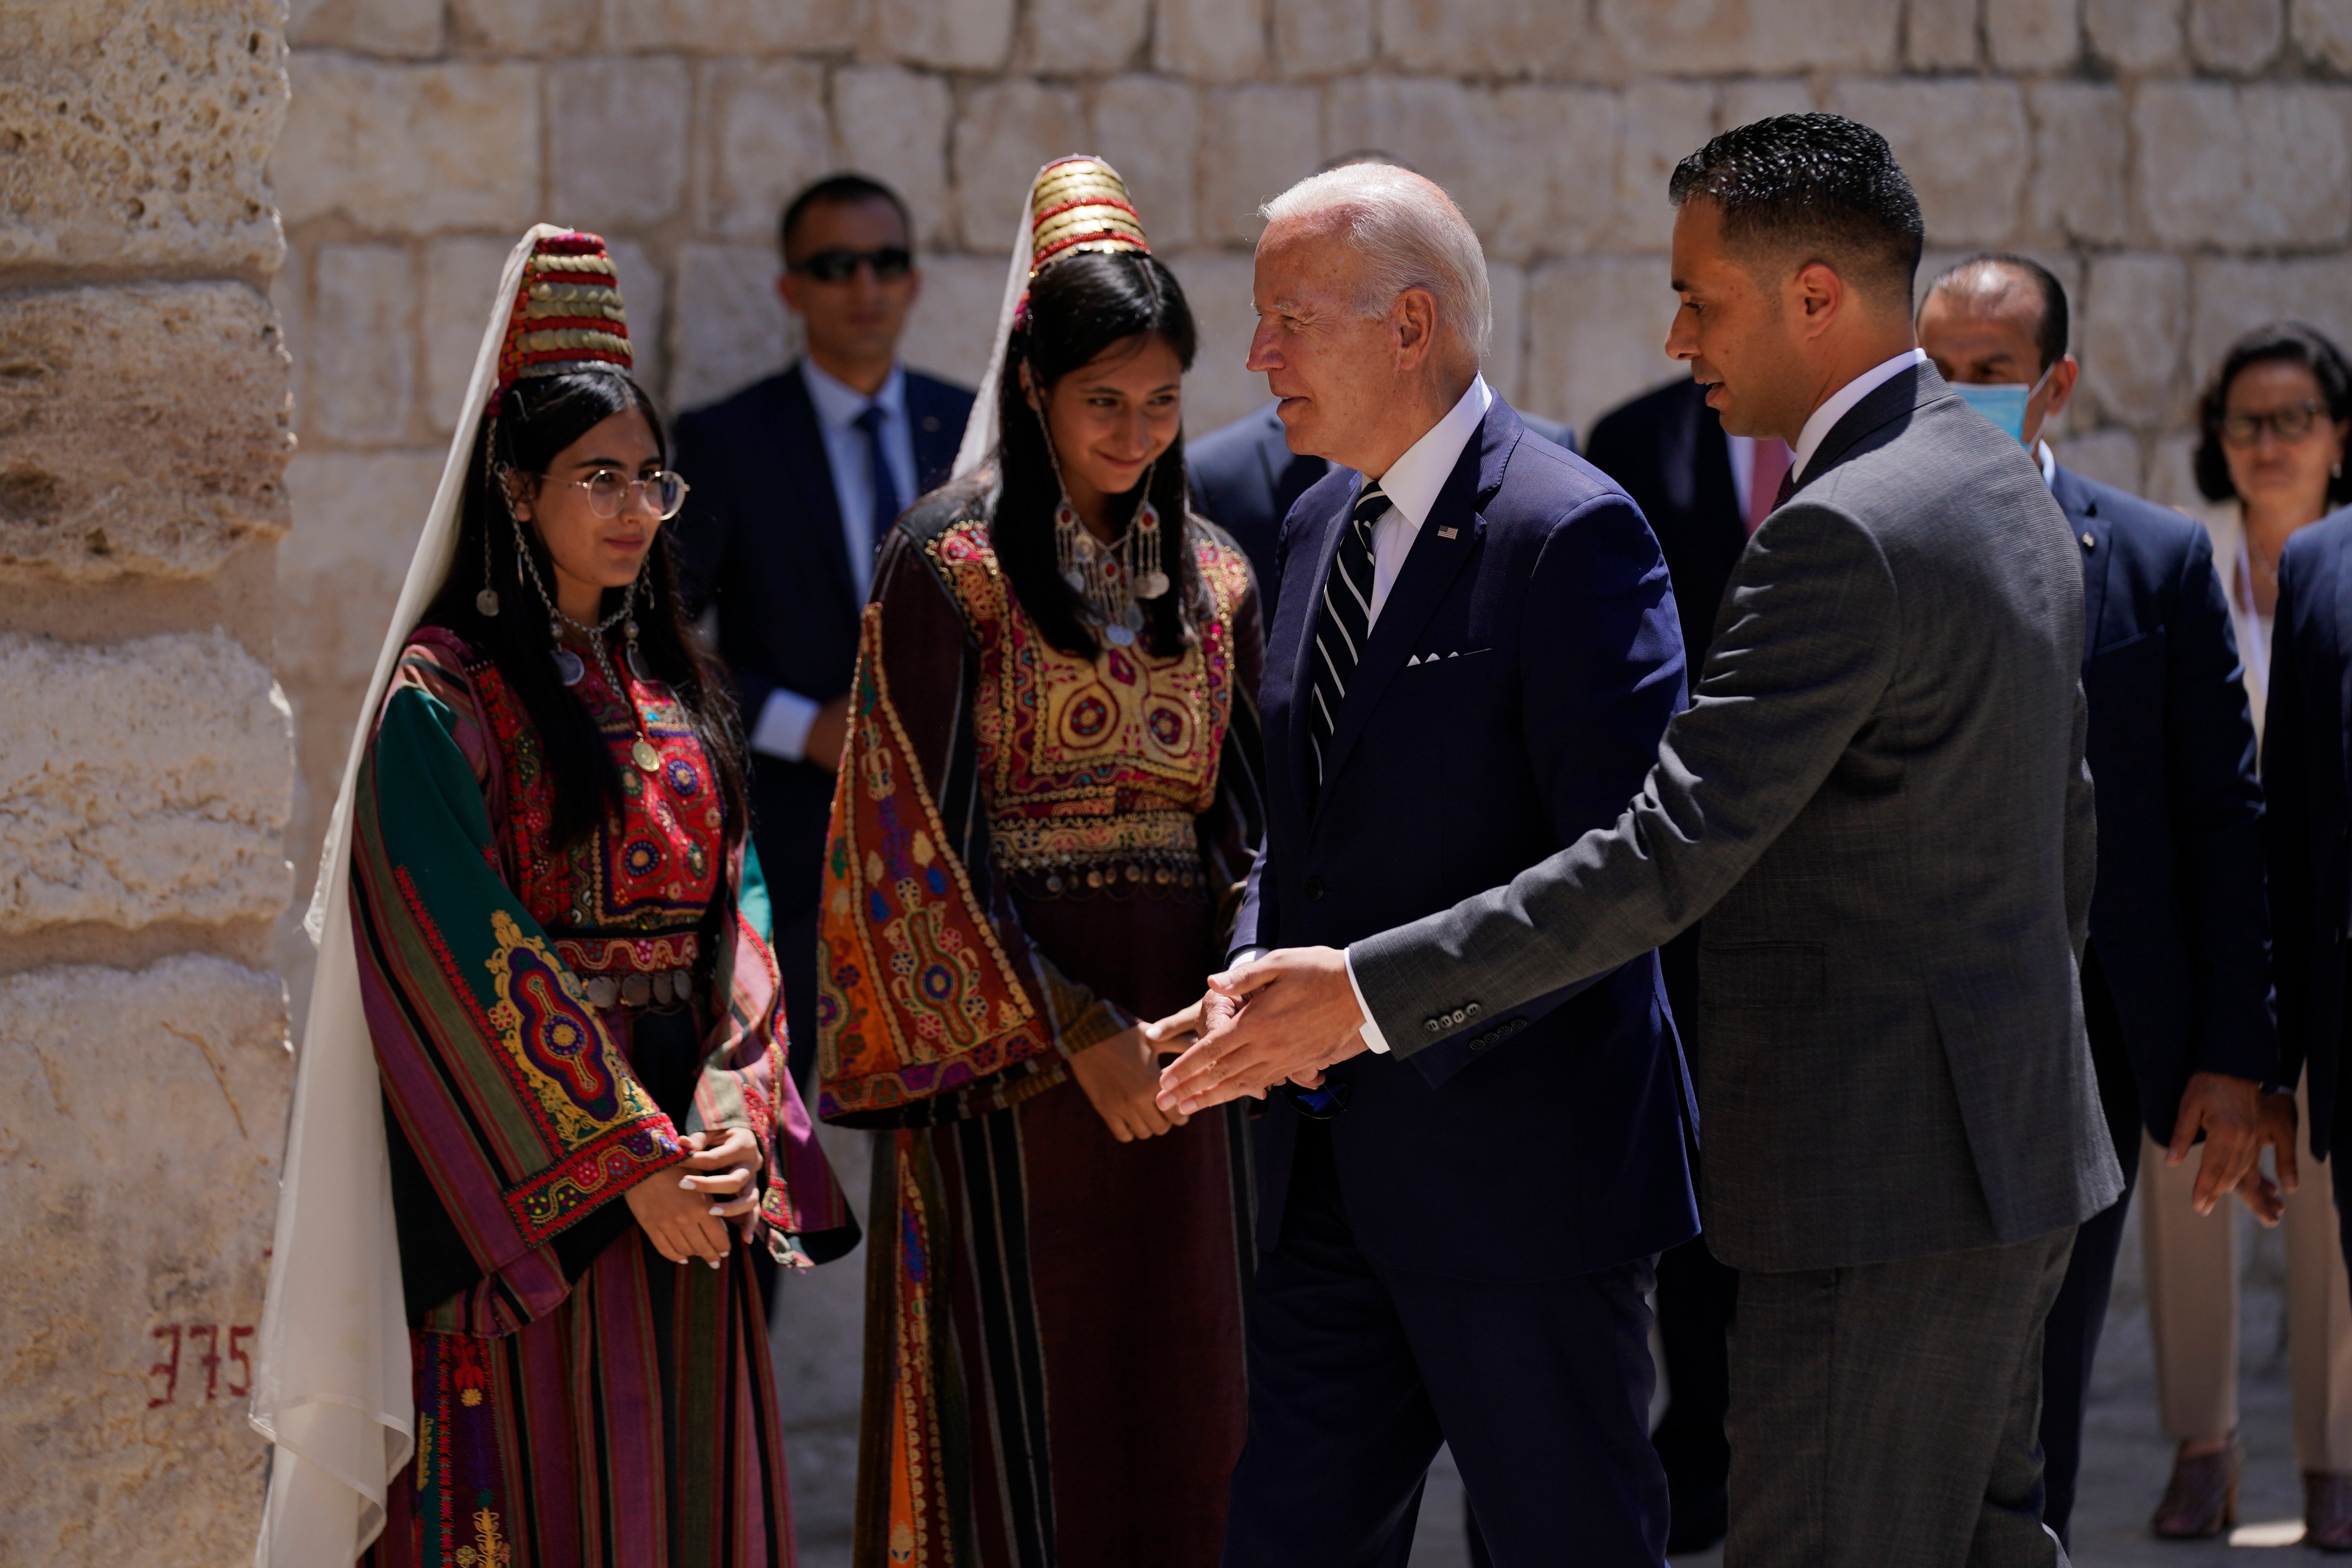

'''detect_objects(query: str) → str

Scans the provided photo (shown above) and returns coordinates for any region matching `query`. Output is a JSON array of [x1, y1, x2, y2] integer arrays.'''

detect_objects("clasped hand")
[[1145, 946, 1372, 1116], [624, 1125, 764, 1267]]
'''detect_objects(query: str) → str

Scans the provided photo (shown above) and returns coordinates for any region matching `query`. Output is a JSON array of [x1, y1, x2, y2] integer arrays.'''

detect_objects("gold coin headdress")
[[1016, 157, 1151, 327], [492, 230, 633, 405]]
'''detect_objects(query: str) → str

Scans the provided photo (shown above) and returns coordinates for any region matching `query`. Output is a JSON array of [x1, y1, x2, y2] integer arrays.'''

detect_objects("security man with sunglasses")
[[672, 173, 974, 1091]]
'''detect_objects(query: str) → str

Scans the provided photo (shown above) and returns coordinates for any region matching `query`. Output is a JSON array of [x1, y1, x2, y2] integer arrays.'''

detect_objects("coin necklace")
[[511, 513, 662, 772], [1038, 407, 1168, 648]]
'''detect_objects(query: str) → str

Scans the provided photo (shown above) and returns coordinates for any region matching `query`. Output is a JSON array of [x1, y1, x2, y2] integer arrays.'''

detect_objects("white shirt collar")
[[1367, 376, 1492, 530], [1790, 348, 1927, 484], [801, 357, 906, 430], [2036, 438, 2058, 488]]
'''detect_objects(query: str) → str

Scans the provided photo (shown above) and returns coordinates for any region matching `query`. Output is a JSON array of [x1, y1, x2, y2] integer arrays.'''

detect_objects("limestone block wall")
[[0, 3, 296, 1563]]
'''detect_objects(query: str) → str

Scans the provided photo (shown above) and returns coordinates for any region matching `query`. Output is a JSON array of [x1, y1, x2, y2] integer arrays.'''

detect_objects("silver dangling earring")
[[1037, 400, 1142, 645], [1127, 458, 1169, 603], [478, 466, 511, 618]]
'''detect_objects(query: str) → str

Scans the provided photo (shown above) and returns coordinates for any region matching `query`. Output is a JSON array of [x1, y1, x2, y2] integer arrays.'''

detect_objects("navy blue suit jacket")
[[1584, 378, 1745, 667], [1235, 396, 1697, 1282], [2057, 464, 2274, 1144], [670, 362, 971, 917], [1190, 400, 1573, 601], [2264, 508, 2352, 1158]]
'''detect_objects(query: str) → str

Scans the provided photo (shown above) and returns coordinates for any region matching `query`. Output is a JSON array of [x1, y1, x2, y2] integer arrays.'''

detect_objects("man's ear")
[[776, 271, 804, 319], [1791, 261, 1845, 341], [1392, 286, 1440, 372]]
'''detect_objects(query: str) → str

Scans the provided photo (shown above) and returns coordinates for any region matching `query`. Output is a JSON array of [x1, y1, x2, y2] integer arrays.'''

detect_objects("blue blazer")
[[1190, 400, 1575, 602], [1235, 396, 1697, 1282], [2264, 508, 2352, 1158], [2058, 464, 2274, 1143], [670, 363, 971, 916]]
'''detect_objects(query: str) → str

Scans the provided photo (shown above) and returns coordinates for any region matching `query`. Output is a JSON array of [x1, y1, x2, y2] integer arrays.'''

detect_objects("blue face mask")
[[1953, 364, 2055, 446]]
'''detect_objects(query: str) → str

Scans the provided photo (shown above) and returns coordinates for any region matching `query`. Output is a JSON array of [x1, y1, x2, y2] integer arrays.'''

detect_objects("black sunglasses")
[[791, 246, 913, 284]]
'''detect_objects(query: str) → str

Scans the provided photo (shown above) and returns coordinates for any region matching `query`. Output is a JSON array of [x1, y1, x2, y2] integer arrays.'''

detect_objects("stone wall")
[[0, 2, 296, 1563]]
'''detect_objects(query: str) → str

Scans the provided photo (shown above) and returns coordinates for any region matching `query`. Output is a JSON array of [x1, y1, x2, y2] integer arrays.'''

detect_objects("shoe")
[[2151, 1435, 2241, 1539], [2307, 1471, 2352, 1552], [1666, 1479, 1728, 1554]]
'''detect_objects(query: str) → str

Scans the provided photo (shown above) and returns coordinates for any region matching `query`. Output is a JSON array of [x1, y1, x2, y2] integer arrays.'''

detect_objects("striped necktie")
[[1308, 481, 1388, 788]]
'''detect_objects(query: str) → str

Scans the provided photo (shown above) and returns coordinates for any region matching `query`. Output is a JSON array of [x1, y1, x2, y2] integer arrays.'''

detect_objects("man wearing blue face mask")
[[1920, 254, 2285, 1547]]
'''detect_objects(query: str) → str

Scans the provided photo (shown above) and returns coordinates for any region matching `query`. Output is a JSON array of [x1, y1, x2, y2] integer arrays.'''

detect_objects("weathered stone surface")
[[953, 81, 1088, 251], [1720, 79, 1816, 130], [308, 244, 416, 448], [1906, 0, 1983, 69], [2085, 0, 2185, 67], [272, 241, 309, 445], [1091, 78, 1202, 250], [1988, 0, 2082, 68], [1026, 0, 1150, 73], [549, 56, 691, 232], [420, 236, 511, 440], [700, 59, 832, 241], [2188, 258, 2352, 399], [2027, 82, 2127, 246], [901, 253, 1016, 396], [2190, 0, 2287, 69], [1828, 78, 2027, 246], [1325, 78, 1506, 239], [870, 0, 1016, 71], [2144, 429, 2221, 518], [1157, 0, 1272, 81], [1488, 87, 1620, 261], [1163, 252, 1264, 433], [0, 283, 291, 581], [832, 68, 954, 251], [669, 244, 799, 414], [1619, 82, 1717, 254], [1275, 0, 1377, 76], [275, 55, 540, 235], [604, 0, 858, 52], [2055, 427, 2142, 495], [1597, 0, 1901, 74], [0, 632, 292, 933], [290, 0, 442, 55], [0, 2, 288, 277], [2295, 0, 2352, 69], [2081, 254, 2188, 427], [0, 956, 289, 1568], [449, 0, 597, 51], [1487, 262, 1526, 408], [1379, 0, 1584, 77], [2135, 84, 2352, 250], [611, 239, 668, 412], [1198, 86, 1322, 246], [1524, 256, 1678, 439]]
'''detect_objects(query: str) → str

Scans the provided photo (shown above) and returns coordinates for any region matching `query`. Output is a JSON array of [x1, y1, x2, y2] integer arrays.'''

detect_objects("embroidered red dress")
[[817, 483, 1266, 1568], [354, 625, 854, 1568]]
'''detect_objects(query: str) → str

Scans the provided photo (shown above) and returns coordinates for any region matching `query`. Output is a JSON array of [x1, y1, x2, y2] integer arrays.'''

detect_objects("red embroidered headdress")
[[491, 230, 633, 404], [1027, 156, 1151, 278]]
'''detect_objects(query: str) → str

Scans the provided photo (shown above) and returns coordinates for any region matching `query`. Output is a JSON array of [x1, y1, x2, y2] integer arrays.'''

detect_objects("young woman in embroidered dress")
[[815, 159, 1265, 1567], [303, 229, 856, 1568]]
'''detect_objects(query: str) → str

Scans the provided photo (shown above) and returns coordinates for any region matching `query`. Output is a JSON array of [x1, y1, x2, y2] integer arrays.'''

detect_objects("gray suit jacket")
[[1352, 364, 2125, 1273]]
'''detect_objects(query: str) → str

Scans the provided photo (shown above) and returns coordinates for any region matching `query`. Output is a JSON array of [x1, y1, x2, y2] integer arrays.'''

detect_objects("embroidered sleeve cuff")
[[1056, 997, 1133, 1057], [1344, 946, 1392, 1054], [750, 687, 821, 761]]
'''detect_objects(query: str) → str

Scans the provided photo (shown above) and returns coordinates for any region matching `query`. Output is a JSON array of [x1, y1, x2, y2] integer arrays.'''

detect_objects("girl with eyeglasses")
[[253, 228, 856, 1568]]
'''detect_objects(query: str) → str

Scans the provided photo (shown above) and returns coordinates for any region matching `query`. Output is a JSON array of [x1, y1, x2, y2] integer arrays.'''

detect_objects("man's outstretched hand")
[[1151, 946, 1370, 1115]]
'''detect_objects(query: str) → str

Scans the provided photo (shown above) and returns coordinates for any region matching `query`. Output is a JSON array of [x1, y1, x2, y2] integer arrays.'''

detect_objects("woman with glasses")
[[254, 227, 855, 1568], [2146, 320, 2352, 1545], [816, 158, 1263, 1567]]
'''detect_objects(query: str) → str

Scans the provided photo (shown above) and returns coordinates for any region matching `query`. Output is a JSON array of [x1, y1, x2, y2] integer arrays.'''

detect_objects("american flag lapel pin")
[[1437, 525, 1458, 540]]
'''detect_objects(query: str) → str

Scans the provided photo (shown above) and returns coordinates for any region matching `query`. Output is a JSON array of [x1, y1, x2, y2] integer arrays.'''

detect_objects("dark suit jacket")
[[1234, 395, 1697, 1283], [671, 362, 972, 917], [2056, 464, 2274, 1144], [1189, 399, 1574, 598], [2264, 508, 2352, 1158], [1355, 365, 2124, 1272], [1585, 378, 1746, 665]]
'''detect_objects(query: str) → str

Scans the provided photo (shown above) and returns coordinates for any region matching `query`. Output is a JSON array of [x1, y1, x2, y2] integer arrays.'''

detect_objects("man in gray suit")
[[1156, 114, 2123, 1566]]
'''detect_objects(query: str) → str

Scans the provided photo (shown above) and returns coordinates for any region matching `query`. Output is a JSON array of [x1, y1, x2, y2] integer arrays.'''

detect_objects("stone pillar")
[[0, 5, 296, 1564]]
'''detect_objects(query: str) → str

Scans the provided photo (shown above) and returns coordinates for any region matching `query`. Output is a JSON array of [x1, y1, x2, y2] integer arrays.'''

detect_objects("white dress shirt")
[[750, 359, 920, 762], [1726, 431, 1756, 520], [1789, 347, 1929, 485], [1337, 375, 1493, 1055]]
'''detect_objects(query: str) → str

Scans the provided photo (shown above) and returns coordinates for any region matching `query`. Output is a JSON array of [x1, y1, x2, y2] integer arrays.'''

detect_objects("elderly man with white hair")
[[1147, 163, 1695, 1563]]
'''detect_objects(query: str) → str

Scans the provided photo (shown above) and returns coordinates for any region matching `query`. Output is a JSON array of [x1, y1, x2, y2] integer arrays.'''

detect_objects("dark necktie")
[[1308, 481, 1388, 788], [854, 404, 900, 555], [1772, 461, 1798, 513]]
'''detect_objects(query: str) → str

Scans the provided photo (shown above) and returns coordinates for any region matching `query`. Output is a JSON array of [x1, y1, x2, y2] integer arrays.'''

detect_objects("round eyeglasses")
[[566, 468, 690, 520], [2220, 399, 2326, 448]]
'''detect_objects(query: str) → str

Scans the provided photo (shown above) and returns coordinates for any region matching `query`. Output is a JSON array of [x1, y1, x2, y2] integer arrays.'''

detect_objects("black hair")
[[780, 173, 912, 263], [2195, 320, 2352, 506], [1925, 252, 2070, 373], [1668, 113, 1926, 309], [993, 250, 1201, 661], [423, 371, 750, 852]]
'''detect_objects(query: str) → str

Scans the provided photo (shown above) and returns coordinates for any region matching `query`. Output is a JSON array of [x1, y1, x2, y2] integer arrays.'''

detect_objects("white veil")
[[250, 224, 570, 1566], [950, 194, 1037, 482]]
